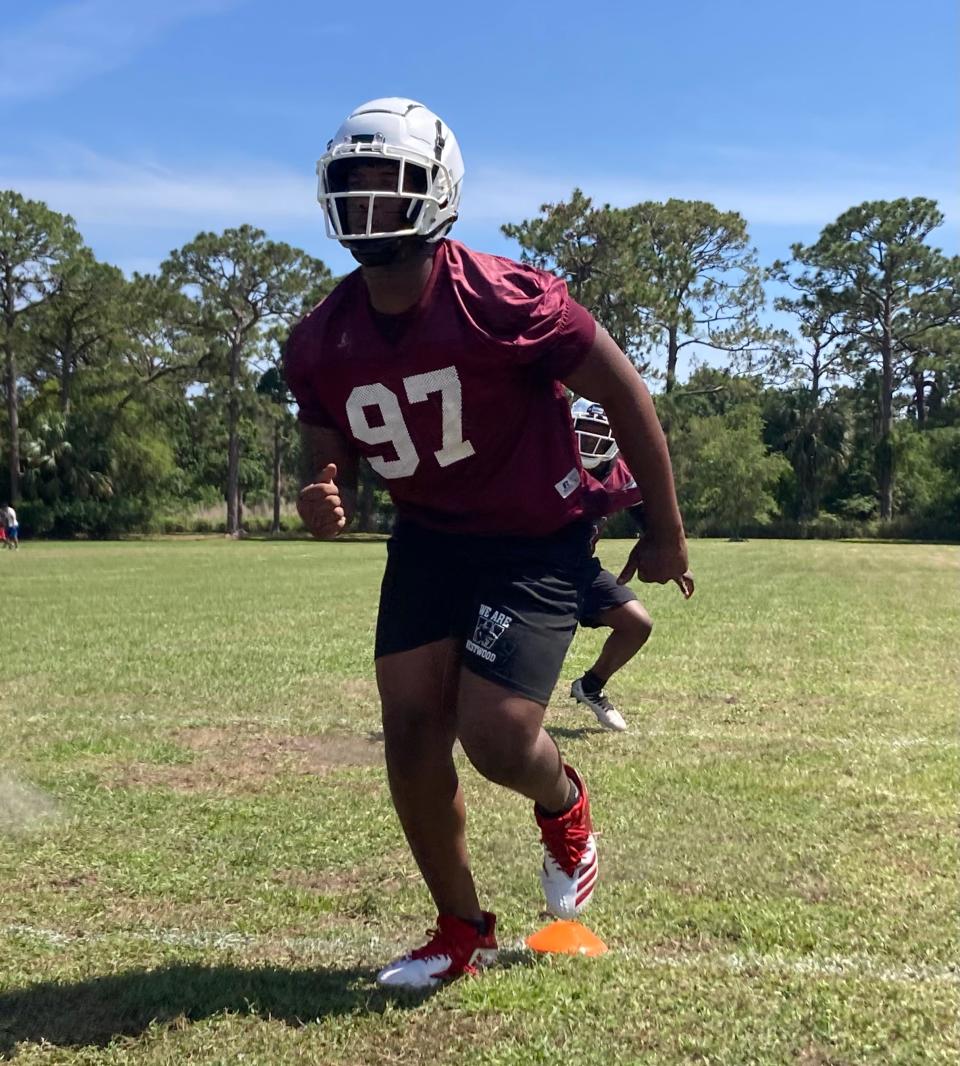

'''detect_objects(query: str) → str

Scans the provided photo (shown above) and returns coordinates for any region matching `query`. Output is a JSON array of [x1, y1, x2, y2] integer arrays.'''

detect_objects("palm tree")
[[770, 392, 849, 520]]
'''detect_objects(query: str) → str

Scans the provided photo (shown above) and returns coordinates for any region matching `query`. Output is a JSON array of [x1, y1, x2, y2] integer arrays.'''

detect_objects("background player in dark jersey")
[[569, 400, 694, 732], [284, 98, 688, 988]]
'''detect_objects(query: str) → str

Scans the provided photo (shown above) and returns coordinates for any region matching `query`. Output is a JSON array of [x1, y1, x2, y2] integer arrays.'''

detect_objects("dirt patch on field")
[[273, 853, 415, 896], [796, 1045, 845, 1066], [275, 868, 371, 893], [8, 871, 101, 895], [339, 677, 379, 704], [176, 726, 384, 767], [47, 872, 100, 891], [792, 875, 833, 903], [112, 726, 384, 794], [652, 931, 741, 955]]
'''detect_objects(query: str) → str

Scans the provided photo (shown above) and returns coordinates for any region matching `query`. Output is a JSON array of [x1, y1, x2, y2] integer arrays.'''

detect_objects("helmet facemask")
[[318, 132, 457, 266], [572, 404, 619, 470]]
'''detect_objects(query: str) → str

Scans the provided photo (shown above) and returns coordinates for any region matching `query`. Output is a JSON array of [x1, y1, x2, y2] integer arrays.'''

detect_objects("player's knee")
[[381, 708, 449, 771], [459, 717, 535, 787], [461, 739, 524, 787], [623, 604, 653, 643]]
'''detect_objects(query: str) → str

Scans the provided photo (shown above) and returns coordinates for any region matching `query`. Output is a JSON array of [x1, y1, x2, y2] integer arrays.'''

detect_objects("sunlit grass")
[[1, 537, 957, 1063]]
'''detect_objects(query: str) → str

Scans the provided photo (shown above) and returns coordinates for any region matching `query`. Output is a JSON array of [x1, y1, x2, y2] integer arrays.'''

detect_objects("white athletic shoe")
[[375, 912, 498, 989], [571, 678, 627, 732], [535, 765, 599, 918]]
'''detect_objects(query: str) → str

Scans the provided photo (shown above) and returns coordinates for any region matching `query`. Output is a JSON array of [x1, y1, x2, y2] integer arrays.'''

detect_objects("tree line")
[[1, 188, 958, 540]]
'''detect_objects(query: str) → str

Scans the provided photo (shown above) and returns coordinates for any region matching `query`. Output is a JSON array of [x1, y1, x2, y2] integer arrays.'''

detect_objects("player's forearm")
[[627, 503, 647, 535], [604, 384, 684, 540], [565, 329, 684, 541]]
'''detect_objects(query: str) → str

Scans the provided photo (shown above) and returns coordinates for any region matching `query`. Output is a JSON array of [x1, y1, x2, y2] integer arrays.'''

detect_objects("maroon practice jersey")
[[284, 239, 601, 536], [595, 456, 644, 516], [586, 456, 645, 550]]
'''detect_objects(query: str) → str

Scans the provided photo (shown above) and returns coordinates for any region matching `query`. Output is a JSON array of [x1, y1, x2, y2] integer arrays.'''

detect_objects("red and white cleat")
[[376, 912, 498, 989], [535, 765, 598, 918]]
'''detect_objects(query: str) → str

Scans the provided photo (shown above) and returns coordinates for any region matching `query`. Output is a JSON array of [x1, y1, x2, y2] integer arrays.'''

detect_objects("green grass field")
[[1, 537, 957, 1064]]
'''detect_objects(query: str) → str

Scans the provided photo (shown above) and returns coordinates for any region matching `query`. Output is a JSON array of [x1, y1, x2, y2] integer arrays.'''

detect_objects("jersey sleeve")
[[282, 316, 336, 429], [455, 251, 596, 379], [504, 269, 596, 379], [591, 457, 645, 519]]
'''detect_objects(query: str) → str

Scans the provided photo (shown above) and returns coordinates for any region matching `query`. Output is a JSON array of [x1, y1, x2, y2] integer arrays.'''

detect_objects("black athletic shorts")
[[374, 518, 595, 705], [580, 556, 638, 628]]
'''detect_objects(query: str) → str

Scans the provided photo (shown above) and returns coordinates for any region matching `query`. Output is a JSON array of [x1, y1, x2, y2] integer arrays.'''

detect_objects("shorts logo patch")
[[465, 603, 513, 662]]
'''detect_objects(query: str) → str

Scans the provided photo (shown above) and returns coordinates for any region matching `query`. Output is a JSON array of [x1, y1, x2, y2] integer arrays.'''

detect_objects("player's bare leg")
[[457, 670, 598, 918], [456, 670, 569, 807], [572, 601, 652, 731], [376, 637, 482, 924], [589, 601, 653, 684]]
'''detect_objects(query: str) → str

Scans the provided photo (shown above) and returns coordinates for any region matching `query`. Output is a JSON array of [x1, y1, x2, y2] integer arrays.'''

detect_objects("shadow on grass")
[[239, 532, 390, 543], [0, 952, 540, 1057], [0, 962, 418, 1056]]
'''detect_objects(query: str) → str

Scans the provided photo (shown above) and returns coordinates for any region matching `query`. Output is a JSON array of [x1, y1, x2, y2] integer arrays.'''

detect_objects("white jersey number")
[[345, 366, 476, 479]]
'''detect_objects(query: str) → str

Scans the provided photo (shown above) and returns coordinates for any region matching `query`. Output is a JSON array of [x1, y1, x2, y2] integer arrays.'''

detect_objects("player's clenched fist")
[[297, 463, 345, 539]]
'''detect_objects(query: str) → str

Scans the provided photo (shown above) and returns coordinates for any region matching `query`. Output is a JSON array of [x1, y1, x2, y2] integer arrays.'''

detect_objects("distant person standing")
[[3, 505, 18, 549]]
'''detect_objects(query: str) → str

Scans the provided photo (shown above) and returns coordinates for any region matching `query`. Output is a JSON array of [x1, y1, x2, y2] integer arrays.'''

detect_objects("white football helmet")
[[317, 98, 463, 264], [571, 398, 619, 470]]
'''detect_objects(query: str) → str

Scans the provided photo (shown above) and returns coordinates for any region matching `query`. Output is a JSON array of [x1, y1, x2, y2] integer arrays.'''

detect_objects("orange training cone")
[[525, 920, 608, 956]]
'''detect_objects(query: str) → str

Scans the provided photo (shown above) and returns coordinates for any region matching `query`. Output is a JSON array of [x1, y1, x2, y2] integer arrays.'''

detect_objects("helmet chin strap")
[[343, 215, 456, 268]]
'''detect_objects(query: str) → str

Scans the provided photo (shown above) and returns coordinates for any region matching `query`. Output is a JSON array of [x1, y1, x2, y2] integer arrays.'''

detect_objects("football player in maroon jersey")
[[569, 400, 694, 732], [284, 98, 688, 988]]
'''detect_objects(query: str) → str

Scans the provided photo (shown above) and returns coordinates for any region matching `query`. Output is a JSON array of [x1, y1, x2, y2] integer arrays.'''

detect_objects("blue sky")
[[2, 0, 957, 295]]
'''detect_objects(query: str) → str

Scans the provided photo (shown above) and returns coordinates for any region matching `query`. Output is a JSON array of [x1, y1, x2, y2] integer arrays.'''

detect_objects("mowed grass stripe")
[[5, 923, 958, 985]]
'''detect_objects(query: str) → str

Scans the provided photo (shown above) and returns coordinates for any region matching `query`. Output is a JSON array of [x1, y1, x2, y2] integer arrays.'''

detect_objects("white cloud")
[[0, 0, 241, 102], [467, 163, 960, 231], [0, 149, 317, 228], [0, 146, 955, 274]]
